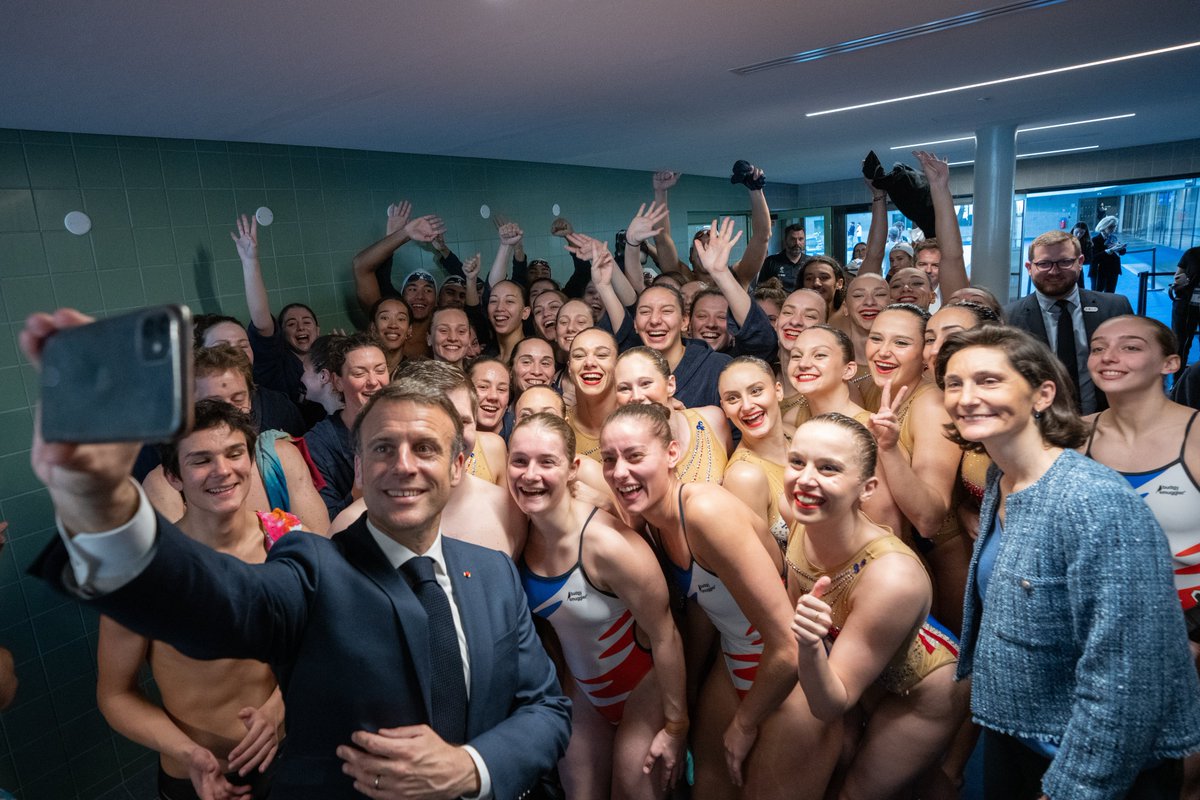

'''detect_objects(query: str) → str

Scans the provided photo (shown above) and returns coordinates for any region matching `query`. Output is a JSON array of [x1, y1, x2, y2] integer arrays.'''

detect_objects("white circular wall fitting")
[[551, 204, 561, 216], [255, 206, 275, 226], [63, 210, 92, 235], [480, 204, 491, 219]]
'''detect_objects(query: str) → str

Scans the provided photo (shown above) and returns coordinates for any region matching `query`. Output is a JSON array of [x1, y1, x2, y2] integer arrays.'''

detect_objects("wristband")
[[626, 237, 642, 247], [872, 194, 887, 203], [664, 718, 689, 736]]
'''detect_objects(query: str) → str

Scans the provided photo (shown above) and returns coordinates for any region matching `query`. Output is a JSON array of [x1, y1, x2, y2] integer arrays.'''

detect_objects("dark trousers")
[[982, 730, 1181, 800], [1172, 299, 1200, 364], [158, 762, 274, 800]]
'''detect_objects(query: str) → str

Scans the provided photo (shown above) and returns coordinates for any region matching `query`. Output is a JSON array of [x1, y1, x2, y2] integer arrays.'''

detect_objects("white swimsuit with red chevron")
[[520, 508, 652, 723], [670, 558, 763, 696]]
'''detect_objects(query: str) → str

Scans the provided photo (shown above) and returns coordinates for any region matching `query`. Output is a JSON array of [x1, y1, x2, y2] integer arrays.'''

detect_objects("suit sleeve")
[[465, 556, 571, 799]]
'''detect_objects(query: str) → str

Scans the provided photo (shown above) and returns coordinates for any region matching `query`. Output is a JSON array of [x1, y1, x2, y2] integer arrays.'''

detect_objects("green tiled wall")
[[0, 127, 798, 799]]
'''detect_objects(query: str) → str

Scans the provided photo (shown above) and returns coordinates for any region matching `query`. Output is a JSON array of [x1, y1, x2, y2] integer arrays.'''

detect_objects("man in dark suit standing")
[[25, 309, 570, 800], [1005, 230, 1133, 414]]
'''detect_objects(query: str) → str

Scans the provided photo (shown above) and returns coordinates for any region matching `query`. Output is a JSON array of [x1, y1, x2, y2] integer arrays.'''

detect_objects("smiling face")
[[334, 346, 389, 417], [430, 308, 470, 366], [845, 275, 890, 333], [438, 282, 466, 309], [784, 421, 875, 525], [889, 248, 914, 273], [568, 328, 617, 399], [923, 305, 980, 374], [614, 352, 674, 407], [888, 268, 934, 309], [774, 289, 827, 350], [281, 306, 319, 355], [690, 293, 730, 351], [600, 416, 678, 515], [513, 337, 557, 392], [942, 346, 1053, 448], [195, 369, 253, 414], [866, 309, 925, 389], [582, 283, 604, 321], [555, 299, 593, 353], [373, 299, 411, 355], [915, 246, 942, 291], [356, 398, 464, 546], [471, 361, 510, 433], [532, 292, 564, 341], [636, 287, 688, 357], [165, 423, 254, 516], [507, 422, 576, 515], [1026, 240, 1083, 300], [718, 361, 783, 441], [528, 261, 553, 283], [403, 279, 436, 321], [788, 327, 857, 397], [1088, 317, 1180, 396], [488, 281, 530, 337], [802, 262, 843, 305], [203, 321, 254, 365]]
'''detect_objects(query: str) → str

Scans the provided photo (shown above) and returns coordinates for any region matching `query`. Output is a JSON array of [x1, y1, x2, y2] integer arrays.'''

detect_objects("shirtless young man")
[[97, 401, 285, 799]]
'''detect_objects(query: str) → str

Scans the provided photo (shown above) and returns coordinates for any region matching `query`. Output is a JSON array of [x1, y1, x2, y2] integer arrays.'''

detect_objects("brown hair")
[[194, 344, 255, 393], [352, 379, 465, 459], [719, 354, 775, 381], [602, 402, 673, 449], [913, 238, 940, 257], [510, 411, 576, 459], [795, 324, 855, 365], [617, 346, 671, 379], [935, 325, 1086, 452], [396, 359, 478, 415], [1094, 314, 1179, 362], [803, 412, 877, 477], [160, 398, 257, 481], [1028, 229, 1081, 260]]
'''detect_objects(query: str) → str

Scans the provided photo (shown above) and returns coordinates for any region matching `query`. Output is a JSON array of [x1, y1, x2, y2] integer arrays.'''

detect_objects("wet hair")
[[753, 281, 788, 306], [192, 314, 244, 349], [617, 346, 671, 378], [395, 359, 478, 415], [719, 354, 775, 381], [351, 379, 465, 460], [935, 325, 1087, 452], [689, 287, 727, 317], [528, 277, 561, 294], [1095, 314, 1179, 361], [639, 283, 688, 318], [942, 300, 1001, 325], [1028, 229, 1081, 260], [880, 302, 931, 328], [948, 287, 1004, 321], [795, 324, 855, 365], [430, 305, 470, 329], [515, 385, 567, 417], [512, 335, 555, 364], [803, 412, 878, 478], [160, 398, 257, 482], [534, 289, 568, 310], [307, 334, 340, 375], [194, 344, 255, 393], [492, 278, 529, 306], [328, 332, 384, 377], [510, 411, 576, 460], [602, 402, 674, 449], [653, 271, 687, 289], [279, 302, 319, 327], [370, 295, 412, 324]]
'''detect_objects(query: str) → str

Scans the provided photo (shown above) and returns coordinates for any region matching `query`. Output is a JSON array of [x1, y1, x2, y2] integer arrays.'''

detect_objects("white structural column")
[[972, 123, 1018, 301]]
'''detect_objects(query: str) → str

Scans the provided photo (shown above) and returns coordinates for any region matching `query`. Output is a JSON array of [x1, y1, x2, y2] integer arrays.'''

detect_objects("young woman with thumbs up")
[[786, 413, 968, 800]]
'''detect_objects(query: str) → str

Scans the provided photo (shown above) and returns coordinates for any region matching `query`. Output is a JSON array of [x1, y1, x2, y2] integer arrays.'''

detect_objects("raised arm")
[[230, 215, 275, 337], [651, 171, 688, 277], [624, 202, 670, 295], [488, 223, 523, 287], [859, 180, 889, 277], [351, 203, 444, 311], [914, 150, 968, 298], [693, 218, 751, 325], [732, 172, 771, 288], [566, 233, 626, 331]]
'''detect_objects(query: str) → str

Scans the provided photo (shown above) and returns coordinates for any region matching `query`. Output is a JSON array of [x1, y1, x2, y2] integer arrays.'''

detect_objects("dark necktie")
[[400, 556, 468, 743], [1054, 299, 1081, 407]]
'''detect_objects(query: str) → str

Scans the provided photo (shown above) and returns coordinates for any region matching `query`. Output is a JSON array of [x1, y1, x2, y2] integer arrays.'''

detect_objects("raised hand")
[[550, 217, 574, 238], [386, 201, 412, 236], [226, 705, 280, 777], [867, 379, 910, 452], [864, 177, 887, 202], [404, 215, 446, 243], [461, 253, 482, 283], [652, 170, 680, 193], [229, 215, 258, 262], [792, 576, 834, 650], [498, 222, 523, 247], [626, 201, 669, 246], [913, 150, 949, 189], [692, 217, 744, 277]]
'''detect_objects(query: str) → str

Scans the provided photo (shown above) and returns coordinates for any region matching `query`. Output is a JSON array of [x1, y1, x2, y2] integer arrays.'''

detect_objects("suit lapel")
[[1020, 295, 1050, 343], [443, 539, 493, 734], [336, 519, 435, 721], [1078, 290, 1104, 342]]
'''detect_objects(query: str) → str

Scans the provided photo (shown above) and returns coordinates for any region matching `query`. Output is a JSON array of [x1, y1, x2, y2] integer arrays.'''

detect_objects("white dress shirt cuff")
[[57, 479, 158, 596], [462, 745, 492, 800]]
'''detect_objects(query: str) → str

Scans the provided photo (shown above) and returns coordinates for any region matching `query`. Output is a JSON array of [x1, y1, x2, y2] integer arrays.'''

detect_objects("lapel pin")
[[463, 571, 471, 578], [1084, 306, 1098, 312]]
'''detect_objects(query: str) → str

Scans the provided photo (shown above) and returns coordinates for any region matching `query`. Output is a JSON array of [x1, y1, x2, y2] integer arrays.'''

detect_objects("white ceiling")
[[3, 0, 1199, 185]]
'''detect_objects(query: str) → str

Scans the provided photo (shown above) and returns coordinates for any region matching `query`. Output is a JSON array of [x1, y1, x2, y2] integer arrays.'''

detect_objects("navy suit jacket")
[[1004, 289, 1133, 412], [35, 515, 570, 800]]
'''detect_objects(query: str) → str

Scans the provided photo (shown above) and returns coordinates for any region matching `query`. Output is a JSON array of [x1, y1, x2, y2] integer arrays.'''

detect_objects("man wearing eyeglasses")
[[1006, 229, 1132, 414]]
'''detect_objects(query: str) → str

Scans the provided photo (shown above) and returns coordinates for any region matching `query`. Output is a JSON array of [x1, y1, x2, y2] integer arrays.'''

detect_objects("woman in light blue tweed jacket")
[[935, 325, 1200, 800]]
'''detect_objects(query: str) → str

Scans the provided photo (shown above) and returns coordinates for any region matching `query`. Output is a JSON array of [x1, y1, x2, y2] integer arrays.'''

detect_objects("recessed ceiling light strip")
[[945, 144, 1103, 167], [731, 0, 1066, 75], [807, 41, 1200, 116], [890, 113, 1137, 150]]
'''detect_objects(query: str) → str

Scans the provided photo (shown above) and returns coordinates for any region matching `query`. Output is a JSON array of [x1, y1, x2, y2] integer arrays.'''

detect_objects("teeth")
[[618, 485, 641, 495], [795, 493, 823, 505], [386, 489, 422, 497]]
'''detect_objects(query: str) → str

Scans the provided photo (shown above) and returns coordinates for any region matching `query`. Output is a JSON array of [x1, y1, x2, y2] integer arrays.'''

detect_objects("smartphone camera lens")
[[141, 313, 170, 362]]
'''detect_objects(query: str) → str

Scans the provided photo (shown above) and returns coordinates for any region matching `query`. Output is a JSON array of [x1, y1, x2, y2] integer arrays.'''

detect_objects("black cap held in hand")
[[731, 160, 766, 190]]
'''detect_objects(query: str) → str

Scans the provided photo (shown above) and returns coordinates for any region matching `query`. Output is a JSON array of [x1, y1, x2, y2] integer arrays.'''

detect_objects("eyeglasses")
[[1031, 258, 1080, 272]]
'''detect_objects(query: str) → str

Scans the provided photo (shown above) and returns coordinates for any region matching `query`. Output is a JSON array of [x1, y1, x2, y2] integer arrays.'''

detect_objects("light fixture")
[[944, 143, 1101, 167], [890, 112, 1136, 150], [808, 41, 1200, 116]]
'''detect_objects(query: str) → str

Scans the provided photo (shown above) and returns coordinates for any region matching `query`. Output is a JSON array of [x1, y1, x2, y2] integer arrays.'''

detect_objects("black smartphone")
[[40, 305, 193, 443]]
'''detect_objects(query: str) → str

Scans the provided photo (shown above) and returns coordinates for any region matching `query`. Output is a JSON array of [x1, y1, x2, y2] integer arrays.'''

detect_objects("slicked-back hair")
[[351, 379, 465, 460]]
